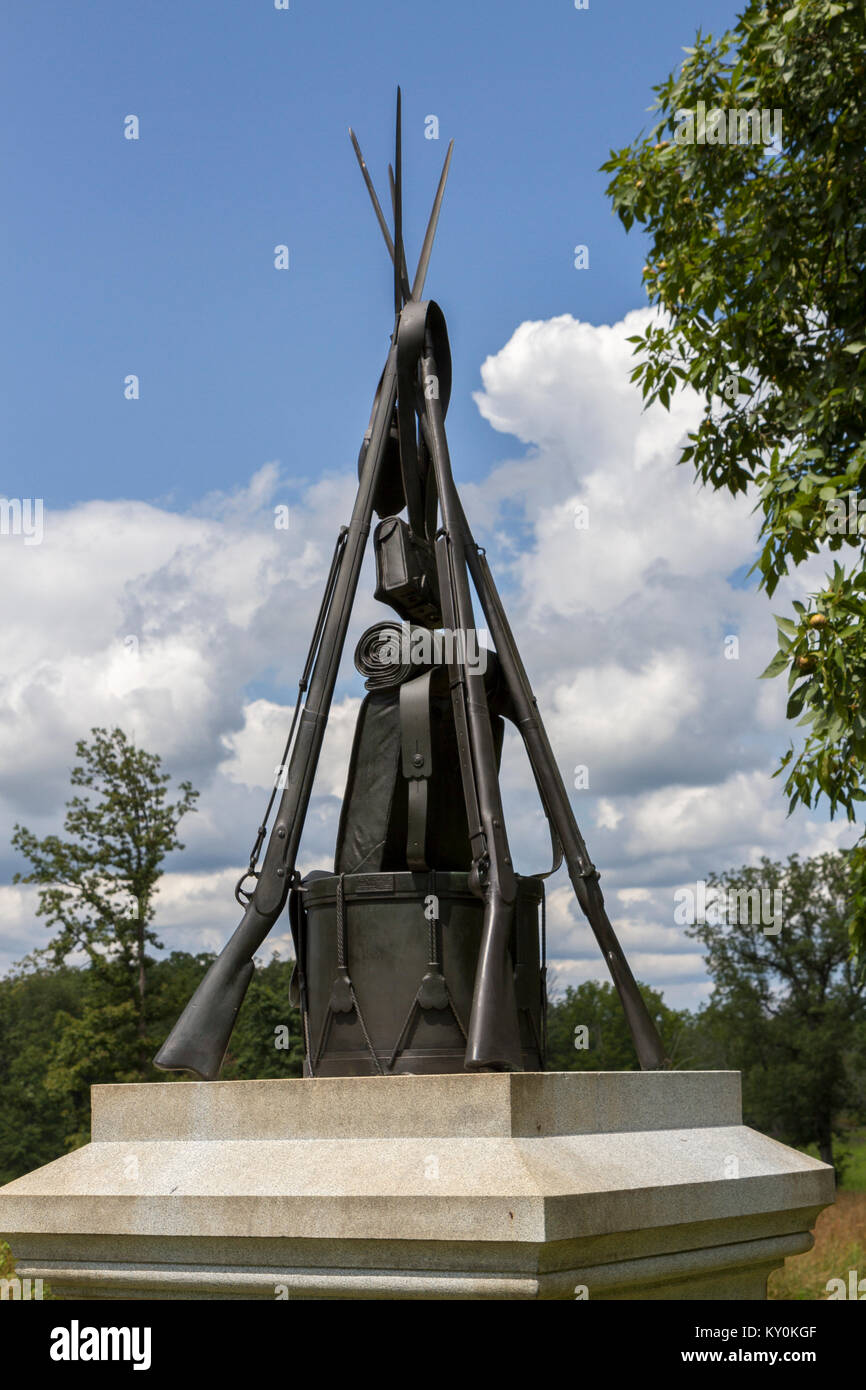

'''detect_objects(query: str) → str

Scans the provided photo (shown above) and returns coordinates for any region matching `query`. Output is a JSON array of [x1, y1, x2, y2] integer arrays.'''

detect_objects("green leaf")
[[597, 5, 866, 856], [787, 688, 807, 718], [760, 650, 790, 679]]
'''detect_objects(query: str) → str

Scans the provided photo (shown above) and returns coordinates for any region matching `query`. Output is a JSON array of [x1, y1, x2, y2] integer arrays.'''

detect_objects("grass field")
[[768, 1190, 866, 1300], [768, 1132, 866, 1301]]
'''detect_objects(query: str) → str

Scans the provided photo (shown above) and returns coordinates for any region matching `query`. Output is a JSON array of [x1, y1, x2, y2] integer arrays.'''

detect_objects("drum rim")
[[301, 868, 544, 905]]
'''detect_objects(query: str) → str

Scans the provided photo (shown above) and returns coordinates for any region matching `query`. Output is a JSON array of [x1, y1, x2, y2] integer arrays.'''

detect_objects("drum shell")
[[299, 870, 545, 1076]]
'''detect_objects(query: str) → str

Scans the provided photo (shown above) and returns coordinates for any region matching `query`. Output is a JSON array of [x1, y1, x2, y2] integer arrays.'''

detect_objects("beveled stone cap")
[[89, 1070, 742, 1143]]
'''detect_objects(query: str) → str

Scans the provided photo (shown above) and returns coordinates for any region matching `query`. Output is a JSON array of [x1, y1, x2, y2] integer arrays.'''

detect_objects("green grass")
[[768, 1131, 866, 1299], [837, 1130, 866, 1191], [768, 1190, 865, 1300]]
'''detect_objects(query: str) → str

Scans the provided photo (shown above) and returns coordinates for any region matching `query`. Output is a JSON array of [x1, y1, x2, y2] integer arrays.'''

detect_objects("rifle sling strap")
[[400, 670, 434, 871]]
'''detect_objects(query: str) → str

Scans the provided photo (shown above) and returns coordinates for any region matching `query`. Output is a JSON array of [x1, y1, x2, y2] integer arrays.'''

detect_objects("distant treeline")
[[2, 950, 864, 1185]]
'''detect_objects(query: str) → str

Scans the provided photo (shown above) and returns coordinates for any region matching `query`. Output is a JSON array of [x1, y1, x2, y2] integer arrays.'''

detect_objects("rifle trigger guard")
[[468, 853, 489, 896], [235, 870, 260, 908]]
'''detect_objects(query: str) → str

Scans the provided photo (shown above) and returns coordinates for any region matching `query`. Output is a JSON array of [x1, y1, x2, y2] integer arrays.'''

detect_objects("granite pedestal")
[[0, 1071, 833, 1299]]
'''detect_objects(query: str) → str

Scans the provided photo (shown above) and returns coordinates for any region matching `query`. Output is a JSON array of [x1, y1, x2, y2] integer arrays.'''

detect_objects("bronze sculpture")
[[155, 92, 669, 1080]]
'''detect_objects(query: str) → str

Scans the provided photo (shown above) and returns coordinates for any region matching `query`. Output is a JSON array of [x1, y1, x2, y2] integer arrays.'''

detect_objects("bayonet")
[[412, 140, 454, 301]]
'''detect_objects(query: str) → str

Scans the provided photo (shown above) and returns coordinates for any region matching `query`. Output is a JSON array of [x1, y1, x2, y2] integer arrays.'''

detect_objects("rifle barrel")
[[154, 340, 402, 1077]]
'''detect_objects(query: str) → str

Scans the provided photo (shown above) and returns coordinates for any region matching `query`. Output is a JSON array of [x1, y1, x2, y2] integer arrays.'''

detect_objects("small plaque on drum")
[[355, 874, 394, 894]]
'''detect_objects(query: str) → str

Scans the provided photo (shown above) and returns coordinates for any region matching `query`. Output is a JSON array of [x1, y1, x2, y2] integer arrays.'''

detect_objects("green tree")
[[601, 0, 866, 954], [222, 954, 305, 1079], [11, 727, 199, 1078], [0, 964, 88, 1182], [0, 950, 304, 1180], [545, 978, 694, 1071], [685, 851, 866, 1171]]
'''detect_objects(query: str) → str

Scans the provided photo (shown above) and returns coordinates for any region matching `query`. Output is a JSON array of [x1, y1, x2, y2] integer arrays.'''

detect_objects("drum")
[[292, 870, 546, 1076]]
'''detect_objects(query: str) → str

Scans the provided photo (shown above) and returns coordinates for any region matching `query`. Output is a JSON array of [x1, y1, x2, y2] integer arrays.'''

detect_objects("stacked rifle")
[[155, 92, 669, 1080]]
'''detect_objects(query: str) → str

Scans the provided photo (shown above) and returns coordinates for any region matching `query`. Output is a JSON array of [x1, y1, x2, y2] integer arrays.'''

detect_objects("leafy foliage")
[[0, 726, 305, 1182], [761, 562, 866, 825], [0, 964, 86, 1183], [0, 952, 303, 1183], [601, 0, 866, 956], [220, 953, 305, 1080], [545, 852, 866, 1172], [684, 851, 866, 1171], [11, 727, 199, 1075], [545, 978, 694, 1071]]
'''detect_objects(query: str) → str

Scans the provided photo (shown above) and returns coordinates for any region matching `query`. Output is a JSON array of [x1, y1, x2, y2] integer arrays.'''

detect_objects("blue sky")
[[3, 0, 857, 1010], [2, 0, 743, 508]]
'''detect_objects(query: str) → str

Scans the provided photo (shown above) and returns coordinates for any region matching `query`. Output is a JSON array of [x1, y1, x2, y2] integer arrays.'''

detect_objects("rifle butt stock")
[[464, 891, 523, 1071], [153, 899, 276, 1079]]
